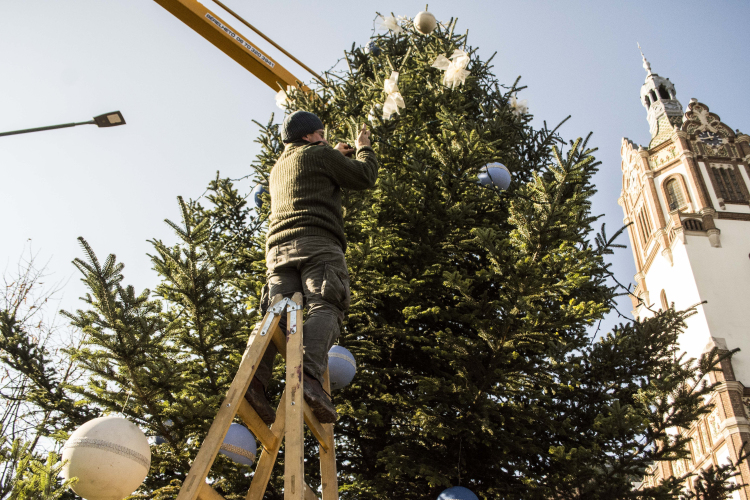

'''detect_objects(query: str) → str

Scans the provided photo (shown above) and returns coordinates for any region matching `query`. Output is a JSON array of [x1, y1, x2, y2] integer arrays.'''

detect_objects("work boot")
[[244, 377, 276, 425], [303, 373, 338, 424]]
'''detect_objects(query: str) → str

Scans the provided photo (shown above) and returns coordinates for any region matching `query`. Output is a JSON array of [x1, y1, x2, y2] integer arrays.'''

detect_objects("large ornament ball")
[[414, 11, 437, 35], [478, 163, 512, 190], [328, 345, 356, 391], [364, 41, 381, 56], [438, 486, 480, 500], [62, 416, 151, 500], [252, 184, 269, 208], [219, 423, 257, 466]]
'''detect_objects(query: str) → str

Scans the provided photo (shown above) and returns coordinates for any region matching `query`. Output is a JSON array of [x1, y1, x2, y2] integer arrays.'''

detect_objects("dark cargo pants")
[[254, 236, 351, 387]]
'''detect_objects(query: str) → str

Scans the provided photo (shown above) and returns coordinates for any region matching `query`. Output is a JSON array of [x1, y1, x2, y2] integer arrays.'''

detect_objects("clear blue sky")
[[1, 1, 748, 330]]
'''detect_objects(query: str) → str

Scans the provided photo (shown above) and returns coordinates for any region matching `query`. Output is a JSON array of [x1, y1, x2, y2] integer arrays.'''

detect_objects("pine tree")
[[266, 15, 735, 499], [0, 13, 742, 500]]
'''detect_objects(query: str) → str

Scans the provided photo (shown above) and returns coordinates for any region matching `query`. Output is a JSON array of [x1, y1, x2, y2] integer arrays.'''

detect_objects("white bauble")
[[62, 416, 151, 500], [328, 345, 356, 391], [414, 11, 437, 35]]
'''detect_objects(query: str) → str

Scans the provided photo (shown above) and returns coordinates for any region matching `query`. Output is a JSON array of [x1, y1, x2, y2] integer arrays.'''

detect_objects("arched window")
[[665, 178, 686, 211], [644, 96, 651, 109], [660, 290, 669, 310], [710, 165, 747, 203], [637, 207, 653, 247], [650, 90, 658, 103], [658, 85, 670, 100]]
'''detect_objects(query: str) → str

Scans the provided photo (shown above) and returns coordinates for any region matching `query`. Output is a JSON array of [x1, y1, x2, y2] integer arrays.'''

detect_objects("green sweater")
[[266, 141, 379, 251]]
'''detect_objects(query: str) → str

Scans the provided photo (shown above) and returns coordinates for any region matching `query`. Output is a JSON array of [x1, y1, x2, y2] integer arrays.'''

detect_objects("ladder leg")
[[245, 388, 287, 500], [177, 301, 283, 500], [285, 292, 305, 500], [179, 294, 334, 500], [319, 368, 338, 500]]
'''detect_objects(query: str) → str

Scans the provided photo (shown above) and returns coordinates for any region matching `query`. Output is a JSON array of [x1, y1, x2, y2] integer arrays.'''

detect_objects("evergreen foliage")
[[2, 443, 75, 500], [0, 253, 82, 499], [0, 13, 745, 500], [682, 448, 748, 500]]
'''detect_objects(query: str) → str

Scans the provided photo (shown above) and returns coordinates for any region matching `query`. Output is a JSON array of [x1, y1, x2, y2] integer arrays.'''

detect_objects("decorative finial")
[[638, 43, 652, 75]]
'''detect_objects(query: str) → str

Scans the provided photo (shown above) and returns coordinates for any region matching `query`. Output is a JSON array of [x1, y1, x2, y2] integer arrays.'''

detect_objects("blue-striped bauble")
[[252, 184, 269, 208], [364, 41, 381, 56], [477, 163, 511, 190], [328, 345, 356, 391], [438, 486, 479, 500], [219, 423, 257, 466]]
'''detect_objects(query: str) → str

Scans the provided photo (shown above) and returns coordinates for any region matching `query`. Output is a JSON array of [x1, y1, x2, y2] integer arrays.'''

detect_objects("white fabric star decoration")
[[431, 49, 471, 89], [382, 71, 405, 120], [509, 94, 528, 117], [377, 15, 403, 34], [275, 87, 290, 110]]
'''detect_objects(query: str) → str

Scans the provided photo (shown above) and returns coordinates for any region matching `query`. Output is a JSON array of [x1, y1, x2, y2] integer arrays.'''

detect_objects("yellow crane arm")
[[153, 0, 307, 91]]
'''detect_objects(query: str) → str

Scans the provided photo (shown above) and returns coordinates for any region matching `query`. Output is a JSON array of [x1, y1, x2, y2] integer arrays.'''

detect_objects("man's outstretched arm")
[[324, 124, 379, 190]]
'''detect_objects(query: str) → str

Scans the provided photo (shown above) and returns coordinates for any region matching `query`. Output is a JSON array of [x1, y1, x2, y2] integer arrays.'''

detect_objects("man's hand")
[[356, 123, 371, 148], [334, 142, 355, 157]]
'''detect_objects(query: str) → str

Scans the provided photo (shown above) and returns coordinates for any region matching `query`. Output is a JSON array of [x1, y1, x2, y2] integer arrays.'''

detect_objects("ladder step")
[[199, 483, 226, 500], [302, 401, 332, 452], [237, 399, 278, 450], [304, 482, 320, 500]]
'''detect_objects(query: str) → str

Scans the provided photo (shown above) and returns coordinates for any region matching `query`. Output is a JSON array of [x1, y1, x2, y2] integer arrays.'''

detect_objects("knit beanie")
[[281, 111, 324, 143]]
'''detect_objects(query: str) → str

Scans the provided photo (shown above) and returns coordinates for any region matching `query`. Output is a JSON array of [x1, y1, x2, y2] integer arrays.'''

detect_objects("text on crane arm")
[[205, 13, 275, 68]]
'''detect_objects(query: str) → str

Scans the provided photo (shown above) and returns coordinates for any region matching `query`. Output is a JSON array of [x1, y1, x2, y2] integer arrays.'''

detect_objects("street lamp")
[[0, 111, 126, 137]]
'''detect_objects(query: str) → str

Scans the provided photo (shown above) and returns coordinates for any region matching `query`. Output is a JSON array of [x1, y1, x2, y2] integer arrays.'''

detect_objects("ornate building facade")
[[620, 50, 750, 496]]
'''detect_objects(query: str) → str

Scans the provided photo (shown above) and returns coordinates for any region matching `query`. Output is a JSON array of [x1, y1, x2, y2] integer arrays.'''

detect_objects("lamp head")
[[93, 111, 126, 128]]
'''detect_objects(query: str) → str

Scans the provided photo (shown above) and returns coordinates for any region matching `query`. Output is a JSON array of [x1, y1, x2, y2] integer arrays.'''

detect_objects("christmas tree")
[[0, 12, 743, 500]]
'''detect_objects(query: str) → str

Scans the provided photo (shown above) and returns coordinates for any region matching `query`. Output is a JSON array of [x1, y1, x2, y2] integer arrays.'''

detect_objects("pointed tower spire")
[[637, 45, 683, 146], [638, 43, 652, 76]]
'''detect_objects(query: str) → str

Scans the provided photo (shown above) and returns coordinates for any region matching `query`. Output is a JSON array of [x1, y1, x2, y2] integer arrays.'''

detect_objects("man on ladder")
[[245, 111, 379, 424]]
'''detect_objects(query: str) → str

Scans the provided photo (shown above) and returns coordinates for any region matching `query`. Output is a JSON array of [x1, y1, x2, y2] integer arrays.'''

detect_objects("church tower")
[[620, 48, 750, 495]]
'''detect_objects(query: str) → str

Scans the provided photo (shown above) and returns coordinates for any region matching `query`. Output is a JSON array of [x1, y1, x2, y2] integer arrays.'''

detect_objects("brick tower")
[[620, 47, 750, 496]]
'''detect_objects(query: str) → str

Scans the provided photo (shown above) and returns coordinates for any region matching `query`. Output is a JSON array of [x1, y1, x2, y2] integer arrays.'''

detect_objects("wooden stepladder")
[[176, 293, 338, 500]]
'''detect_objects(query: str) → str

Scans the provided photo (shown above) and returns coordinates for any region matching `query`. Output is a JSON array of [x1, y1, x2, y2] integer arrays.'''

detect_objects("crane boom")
[[153, 0, 307, 91]]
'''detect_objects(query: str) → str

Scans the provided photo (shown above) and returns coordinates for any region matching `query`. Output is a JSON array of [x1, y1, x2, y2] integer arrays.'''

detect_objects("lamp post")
[[0, 111, 126, 137]]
